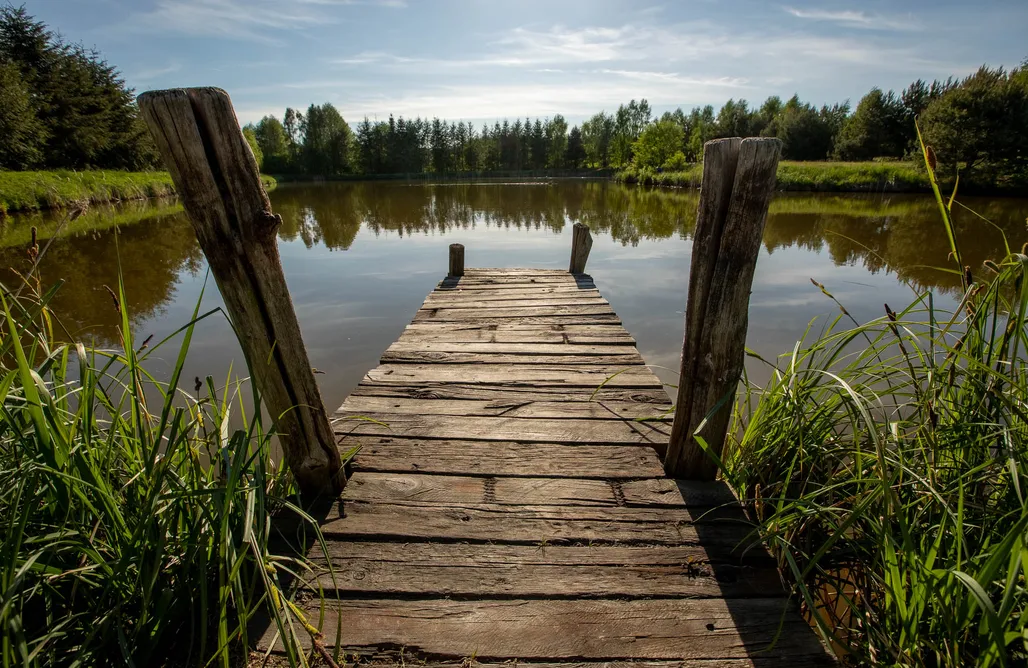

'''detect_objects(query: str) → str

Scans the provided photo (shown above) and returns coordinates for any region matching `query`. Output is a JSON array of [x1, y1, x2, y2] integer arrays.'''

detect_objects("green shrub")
[[662, 151, 689, 171]]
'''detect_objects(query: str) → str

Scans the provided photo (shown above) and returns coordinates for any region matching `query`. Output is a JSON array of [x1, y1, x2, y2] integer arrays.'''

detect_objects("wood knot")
[[256, 210, 281, 240]]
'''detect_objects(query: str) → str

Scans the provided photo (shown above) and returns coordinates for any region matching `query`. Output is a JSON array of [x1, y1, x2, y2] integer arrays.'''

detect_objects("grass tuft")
[[0, 265, 323, 665], [724, 137, 1028, 665]]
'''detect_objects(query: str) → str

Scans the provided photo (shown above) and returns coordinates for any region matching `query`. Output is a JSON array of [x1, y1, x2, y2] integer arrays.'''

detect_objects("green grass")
[[0, 269, 330, 665], [616, 161, 932, 192], [0, 171, 277, 214], [719, 136, 1028, 665]]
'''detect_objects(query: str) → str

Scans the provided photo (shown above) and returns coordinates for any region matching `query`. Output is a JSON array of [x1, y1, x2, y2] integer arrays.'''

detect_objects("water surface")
[[4, 180, 1026, 408]]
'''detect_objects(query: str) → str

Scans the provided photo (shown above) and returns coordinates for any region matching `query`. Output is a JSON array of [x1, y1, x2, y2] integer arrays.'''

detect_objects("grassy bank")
[[0, 276, 327, 665], [617, 161, 931, 192], [722, 148, 1028, 664], [0, 171, 277, 214]]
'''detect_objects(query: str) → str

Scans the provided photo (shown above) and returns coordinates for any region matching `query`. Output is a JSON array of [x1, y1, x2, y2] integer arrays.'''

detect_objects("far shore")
[[2, 162, 1023, 215]]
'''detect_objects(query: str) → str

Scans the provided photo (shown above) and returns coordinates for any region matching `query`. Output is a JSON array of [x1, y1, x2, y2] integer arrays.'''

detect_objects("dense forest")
[[2, 6, 1026, 186], [0, 6, 156, 171]]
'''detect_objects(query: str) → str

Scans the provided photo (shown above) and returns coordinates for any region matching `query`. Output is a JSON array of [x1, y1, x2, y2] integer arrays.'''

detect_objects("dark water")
[[4, 181, 1026, 408]]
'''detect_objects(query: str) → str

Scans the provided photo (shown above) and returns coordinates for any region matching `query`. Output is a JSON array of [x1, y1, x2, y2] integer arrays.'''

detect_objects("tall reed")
[[725, 133, 1028, 665], [0, 264, 330, 665]]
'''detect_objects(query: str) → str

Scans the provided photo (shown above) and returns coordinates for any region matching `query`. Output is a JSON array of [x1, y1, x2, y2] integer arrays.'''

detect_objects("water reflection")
[[1, 181, 1024, 406]]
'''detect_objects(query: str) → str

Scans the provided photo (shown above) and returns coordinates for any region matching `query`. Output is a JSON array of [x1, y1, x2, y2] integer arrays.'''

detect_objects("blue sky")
[[28, 0, 1028, 125]]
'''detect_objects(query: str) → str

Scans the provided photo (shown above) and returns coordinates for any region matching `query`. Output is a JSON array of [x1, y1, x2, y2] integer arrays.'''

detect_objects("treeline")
[[250, 61, 1027, 185], [246, 110, 586, 176], [0, 6, 156, 171]]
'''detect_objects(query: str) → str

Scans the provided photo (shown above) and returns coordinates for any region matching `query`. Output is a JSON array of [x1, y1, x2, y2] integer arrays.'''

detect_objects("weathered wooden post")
[[449, 243, 465, 277], [137, 87, 343, 496], [664, 137, 782, 479], [569, 222, 593, 274]]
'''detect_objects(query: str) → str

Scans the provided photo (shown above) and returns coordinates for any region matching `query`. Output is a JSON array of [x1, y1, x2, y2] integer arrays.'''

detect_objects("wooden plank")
[[304, 542, 780, 598], [381, 350, 644, 365], [420, 297, 609, 309], [436, 281, 597, 291], [334, 414, 671, 446], [349, 383, 671, 404], [342, 472, 624, 506], [362, 364, 663, 388], [338, 395, 671, 420], [416, 305, 616, 321], [444, 275, 586, 285], [426, 287, 602, 300], [462, 268, 574, 275], [385, 342, 636, 355], [307, 500, 755, 546], [340, 473, 733, 509], [348, 438, 666, 478], [399, 324, 634, 344], [258, 598, 832, 662], [411, 315, 623, 325]]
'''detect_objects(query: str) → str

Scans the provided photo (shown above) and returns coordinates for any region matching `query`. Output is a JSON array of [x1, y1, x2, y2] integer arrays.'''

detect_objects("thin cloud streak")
[[121, 0, 403, 44], [783, 6, 922, 31]]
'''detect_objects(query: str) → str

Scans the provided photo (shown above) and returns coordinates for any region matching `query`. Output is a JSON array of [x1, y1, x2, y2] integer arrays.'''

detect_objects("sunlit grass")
[[0, 171, 276, 214], [0, 265, 329, 666], [616, 160, 930, 192], [722, 132, 1028, 665]]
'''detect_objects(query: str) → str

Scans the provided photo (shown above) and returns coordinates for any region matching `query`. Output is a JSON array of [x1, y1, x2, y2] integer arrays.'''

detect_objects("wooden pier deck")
[[263, 268, 832, 666]]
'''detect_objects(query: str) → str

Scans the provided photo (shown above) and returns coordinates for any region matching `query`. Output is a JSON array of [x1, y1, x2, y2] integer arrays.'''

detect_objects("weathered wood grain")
[[348, 383, 671, 404], [298, 502, 754, 547], [343, 472, 624, 506], [334, 413, 671, 446], [425, 288, 603, 301], [421, 297, 610, 309], [436, 280, 597, 291], [381, 350, 644, 365], [667, 138, 782, 480], [304, 542, 779, 598], [399, 323, 633, 344], [415, 306, 617, 323], [258, 598, 832, 662], [348, 438, 666, 478], [137, 87, 341, 495], [338, 395, 669, 419], [413, 314, 623, 326], [263, 266, 829, 665], [448, 243, 464, 277], [362, 364, 662, 387], [569, 222, 594, 274], [385, 341, 640, 356]]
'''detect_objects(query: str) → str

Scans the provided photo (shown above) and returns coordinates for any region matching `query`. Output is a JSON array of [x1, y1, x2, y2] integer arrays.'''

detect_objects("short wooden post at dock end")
[[665, 137, 782, 480], [569, 223, 593, 274], [449, 243, 465, 277], [137, 87, 343, 496]]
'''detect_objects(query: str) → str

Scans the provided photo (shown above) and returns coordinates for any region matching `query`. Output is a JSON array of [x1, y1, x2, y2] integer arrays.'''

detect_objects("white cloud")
[[123, 0, 403, 43], [783, 6, 921, 31]]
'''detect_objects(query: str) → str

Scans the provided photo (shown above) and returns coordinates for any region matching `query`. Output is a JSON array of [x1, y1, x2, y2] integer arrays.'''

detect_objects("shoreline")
[[3, 164, 1024, 216], [0, 171, 277, 215]]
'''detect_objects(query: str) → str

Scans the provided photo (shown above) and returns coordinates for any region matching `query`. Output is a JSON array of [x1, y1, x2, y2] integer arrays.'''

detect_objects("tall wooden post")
[[449, 243, 465, 277], [569, 223, 593, 274], [137, 87, 343, 496], [664, 137, 781, 479]]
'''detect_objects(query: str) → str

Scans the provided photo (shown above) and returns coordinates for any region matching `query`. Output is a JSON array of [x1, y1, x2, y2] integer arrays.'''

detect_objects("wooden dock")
[[133, 97, 828, 665], [262, 268, 832, 665]]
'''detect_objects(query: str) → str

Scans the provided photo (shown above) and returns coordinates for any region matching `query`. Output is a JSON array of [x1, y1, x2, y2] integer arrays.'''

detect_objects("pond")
[[4, 180, 1026, 409]]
